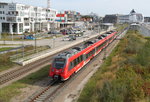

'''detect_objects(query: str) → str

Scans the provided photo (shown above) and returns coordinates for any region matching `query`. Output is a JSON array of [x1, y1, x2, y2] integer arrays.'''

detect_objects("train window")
[[79, 56, 82, 63], [53, 58, 66, 69], [74, 59, 77, 67], [77, 57, 80, 64], [69, 62, 74, 71], [81, 55, 83, 61]]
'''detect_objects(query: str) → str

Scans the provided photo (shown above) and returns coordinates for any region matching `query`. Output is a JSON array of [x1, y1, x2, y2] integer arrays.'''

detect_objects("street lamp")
[[103, 35, 107, 60], [52, 35, 56, 48], [22, 33, 25, 60]]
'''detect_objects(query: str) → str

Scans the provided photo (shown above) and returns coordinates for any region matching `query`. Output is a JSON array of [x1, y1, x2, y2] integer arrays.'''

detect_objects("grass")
[[0, 47, 13, 52], [0, 45, 50, 72], [116, 23, 129, 32], [78, 30, 150, 102], [9, 45, 50, 61], [0, 44, 21, 46], [0, 65, 50, 102], [78, 43, 119, 102]]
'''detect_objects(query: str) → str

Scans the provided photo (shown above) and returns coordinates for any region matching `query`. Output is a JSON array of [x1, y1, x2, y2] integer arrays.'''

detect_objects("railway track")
[[25, 61, 86, 102], [0, 55, 53, 86], [23, 29, 128, 102], [0, 31, 106, 87], [25, 81, 65, 102]]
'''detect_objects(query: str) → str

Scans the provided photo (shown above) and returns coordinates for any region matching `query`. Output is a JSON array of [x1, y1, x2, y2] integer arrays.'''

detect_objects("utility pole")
[[103, 37, 107, 60], [22, 33, 24, 60], [34, 33, 37, 53]]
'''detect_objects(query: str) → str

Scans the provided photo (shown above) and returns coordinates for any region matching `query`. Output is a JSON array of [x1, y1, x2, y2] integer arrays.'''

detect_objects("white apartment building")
[[0, 2, 57, 34]]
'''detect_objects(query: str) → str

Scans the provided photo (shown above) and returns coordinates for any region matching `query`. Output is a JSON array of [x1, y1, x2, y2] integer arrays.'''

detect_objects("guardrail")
[[10, 45, 50, 61], [0, 45, 32, 54]]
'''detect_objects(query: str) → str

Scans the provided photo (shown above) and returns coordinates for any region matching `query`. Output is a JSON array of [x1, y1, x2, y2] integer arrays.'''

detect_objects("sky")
[[1, 0, 150, 16]]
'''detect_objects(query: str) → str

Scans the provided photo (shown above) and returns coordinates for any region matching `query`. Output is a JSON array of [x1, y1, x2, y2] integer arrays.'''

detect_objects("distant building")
[[118, 9, 144, 24], [0, 2, 57, 34], [56, 13, 67, 22], [129, 9, 143, 23], [118, 15, 130, 23], [103, 14, 118, 24], [64, 11, 81, 22], [104, 9, 144, 24], [144, 17, 150, 22], [80, 15, 93, 22], [100, 23, 114, 31], [55, 11, 81, 28]]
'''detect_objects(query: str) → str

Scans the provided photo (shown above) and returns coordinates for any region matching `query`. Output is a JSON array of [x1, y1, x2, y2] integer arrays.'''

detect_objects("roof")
[[130, 9, 136, 14], [0, 2, 8, 4]]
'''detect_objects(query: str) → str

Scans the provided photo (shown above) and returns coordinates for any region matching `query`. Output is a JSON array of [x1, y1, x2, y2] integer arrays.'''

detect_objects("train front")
[[49, 56, 67, 81]]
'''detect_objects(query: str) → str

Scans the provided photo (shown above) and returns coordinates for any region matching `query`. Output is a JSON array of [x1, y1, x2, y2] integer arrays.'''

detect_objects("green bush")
[[136, 40, 150, 67], [78, 29, 150, 102], [98, 81, 127, 102]]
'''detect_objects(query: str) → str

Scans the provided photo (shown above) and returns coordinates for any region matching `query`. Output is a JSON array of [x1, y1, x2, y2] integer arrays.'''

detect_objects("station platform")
[[13, 30, 115, 66]]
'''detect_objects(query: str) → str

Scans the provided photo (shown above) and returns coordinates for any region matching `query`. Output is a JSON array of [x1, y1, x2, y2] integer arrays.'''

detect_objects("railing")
[[9, 45, 50, 61]]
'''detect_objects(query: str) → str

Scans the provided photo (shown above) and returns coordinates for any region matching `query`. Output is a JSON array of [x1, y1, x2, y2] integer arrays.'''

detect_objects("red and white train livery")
[[49, 31, 118, 81]]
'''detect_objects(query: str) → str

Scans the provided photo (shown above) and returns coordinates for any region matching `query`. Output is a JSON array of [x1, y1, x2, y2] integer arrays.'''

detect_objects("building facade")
[[118, 15, 130, 23], [118, 9, 144, 24], [144, 17, 150, 22], [0, 2, 57, 34], [55, 11, 81, 29], [64, 11, 81, 22], [129, 9, 143, 23], [56, 13, 67, 22], [103, 10, 144, 24], [103, 14, 118, 24]]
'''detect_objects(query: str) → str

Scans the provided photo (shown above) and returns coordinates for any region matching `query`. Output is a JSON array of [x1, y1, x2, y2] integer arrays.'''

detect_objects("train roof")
[[55, 31, 116, 59]]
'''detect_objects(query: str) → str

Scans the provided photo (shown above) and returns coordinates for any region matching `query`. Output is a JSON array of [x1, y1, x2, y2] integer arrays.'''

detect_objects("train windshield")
[[53, 58, 66, 69]]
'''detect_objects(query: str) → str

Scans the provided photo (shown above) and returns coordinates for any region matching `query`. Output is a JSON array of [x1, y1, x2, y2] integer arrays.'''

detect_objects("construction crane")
[[47, 0, 50, 8]]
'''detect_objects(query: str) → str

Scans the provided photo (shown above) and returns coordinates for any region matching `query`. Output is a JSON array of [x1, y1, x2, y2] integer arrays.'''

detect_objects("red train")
[[49, 31, 118, 81]]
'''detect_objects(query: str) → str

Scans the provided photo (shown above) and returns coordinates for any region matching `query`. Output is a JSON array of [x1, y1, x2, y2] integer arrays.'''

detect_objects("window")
[[0, 5, 3, 8], [19, 23, 23, 32], [25, 23, 29, 26], [74, 59, 77, 67], [52, 58, 66, 69], [69, 62, 74, 71], [3, 17, 5, 20], [86, 49, 95, 60], [18, 18, 21, 22]]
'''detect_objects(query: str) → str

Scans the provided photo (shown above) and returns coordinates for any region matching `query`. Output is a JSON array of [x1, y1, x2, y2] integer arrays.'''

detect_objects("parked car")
[[69, 34, 76, 40], [48, 30, 60, 34], [61, 29, 71, 35], [24, 35, 35, 40]]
